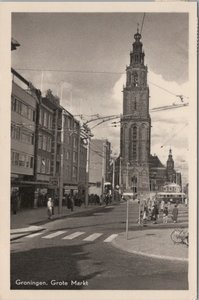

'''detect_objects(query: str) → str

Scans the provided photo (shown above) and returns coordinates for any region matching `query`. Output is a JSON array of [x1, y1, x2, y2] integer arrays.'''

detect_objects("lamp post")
[[82, 124, 93, 208], [58, 109, 64, 214], [101, 142, 105, 197], [126, 162, 130, 191], [119, 156, 122, 194], [85, 138, 90, 207], [112, 157, 115, 202]]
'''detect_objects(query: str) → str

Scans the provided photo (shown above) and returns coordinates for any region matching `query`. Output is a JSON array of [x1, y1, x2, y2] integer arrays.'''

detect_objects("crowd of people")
[[139, 199, 179, 225]]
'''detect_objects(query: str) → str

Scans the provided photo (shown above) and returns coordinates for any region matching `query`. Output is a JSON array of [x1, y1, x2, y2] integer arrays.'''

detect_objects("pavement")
[[10, 203, 107, 239], [112, 227, 188, 262], [112, 202, 188, 261], [11, 202, 189, 262]]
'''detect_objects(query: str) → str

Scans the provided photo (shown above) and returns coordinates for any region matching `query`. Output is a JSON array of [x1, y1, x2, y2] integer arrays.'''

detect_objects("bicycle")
[[170, 228, 189, 247]]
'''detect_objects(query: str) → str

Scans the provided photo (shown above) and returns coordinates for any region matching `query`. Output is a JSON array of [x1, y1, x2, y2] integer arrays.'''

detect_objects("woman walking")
[[47, 197, 53, 220]]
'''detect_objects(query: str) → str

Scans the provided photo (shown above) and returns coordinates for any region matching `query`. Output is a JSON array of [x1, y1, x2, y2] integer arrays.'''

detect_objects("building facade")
[[120, 29, 151, 197], [11, 70, 87, 209], [11, 68, 38, 208], [89, 139, 111, 196], [149, 149, 182, 192]]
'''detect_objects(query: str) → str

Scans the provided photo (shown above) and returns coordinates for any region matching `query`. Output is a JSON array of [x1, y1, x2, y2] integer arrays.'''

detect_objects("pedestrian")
[[143, 204, 149, 224], [139, 210, 143, 224], [47, 197, 53, 219], [51, 197, 55, 215], [152, 204, 159, 224], [160, 199, 165, 212], [172, 204, 178, 223], [11, 190, 19, 215], [69, 194, 74, 212], [162, 206, 169, 224]]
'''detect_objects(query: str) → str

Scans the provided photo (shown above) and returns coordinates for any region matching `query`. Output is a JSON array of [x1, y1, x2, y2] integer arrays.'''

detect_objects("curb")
[[111, 238, 188, 262], [10, 228, 45, 241], [11, 203, 111, 230]]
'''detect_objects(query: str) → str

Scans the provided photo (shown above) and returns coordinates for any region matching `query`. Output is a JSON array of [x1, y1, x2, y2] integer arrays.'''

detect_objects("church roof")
[[149, 154, 165, 169]]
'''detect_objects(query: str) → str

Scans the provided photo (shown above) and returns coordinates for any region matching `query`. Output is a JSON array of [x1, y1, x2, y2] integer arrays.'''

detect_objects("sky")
[[12, 12, 189, 183]]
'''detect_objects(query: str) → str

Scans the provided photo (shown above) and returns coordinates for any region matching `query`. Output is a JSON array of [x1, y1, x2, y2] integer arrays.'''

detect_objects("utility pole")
[[85, 137, 90, 207], [119, 156, 122, 195], [101, 142, 105, 196], [126, 162, 129, 191], [58, 85, 66, 214], [112, 157, 115, 202], [58, 109, 64, 214], [83, 124, 93, 208]]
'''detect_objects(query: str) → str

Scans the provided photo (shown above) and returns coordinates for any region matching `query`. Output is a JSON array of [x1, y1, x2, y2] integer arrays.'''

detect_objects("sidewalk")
[[11, 203, 106, 233], [112, 228, 188, 262]]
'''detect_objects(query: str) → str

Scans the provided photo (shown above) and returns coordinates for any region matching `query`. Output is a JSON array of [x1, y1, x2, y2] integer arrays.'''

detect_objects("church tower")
[[120, 27, 151, 197], [166, 148, 175, 182]]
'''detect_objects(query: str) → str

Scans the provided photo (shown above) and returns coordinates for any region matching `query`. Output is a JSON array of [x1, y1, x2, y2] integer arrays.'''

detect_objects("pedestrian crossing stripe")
[[20, 231, 119, 243], [103, 234, 118, 242], [42, 230, 67, 239], [62, 232, 85, 240], [25, 231, 45, 238], [83, 233, 103, 241]]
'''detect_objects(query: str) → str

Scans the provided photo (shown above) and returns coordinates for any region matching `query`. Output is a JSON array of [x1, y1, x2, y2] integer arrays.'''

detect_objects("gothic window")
[[132, 126, 137, 159], [131, 176, 137, 193], [127, 72, 130, 85], [134, 98, 137, 110], [141, 124, 147, 140]]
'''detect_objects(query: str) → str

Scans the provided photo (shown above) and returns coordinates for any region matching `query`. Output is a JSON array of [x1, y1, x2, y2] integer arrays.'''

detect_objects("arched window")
[[132, 126, 137, 160], [134, 98, 137, 110], [131, 176, 137, 193], [141, 124, 147, 140]]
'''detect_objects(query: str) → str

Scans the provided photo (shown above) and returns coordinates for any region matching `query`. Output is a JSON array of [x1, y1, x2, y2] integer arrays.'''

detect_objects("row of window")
[[37, 156, 51, 174], [11, 124, 35, 145], [64, 133, 78, 148], [11, 96, 36, 121], [63, 165, 78, 179], [38, 134, 52, 152], [11, 150, 34, 168], [64, 117, 79, 131], [39, 108, 53, 130]]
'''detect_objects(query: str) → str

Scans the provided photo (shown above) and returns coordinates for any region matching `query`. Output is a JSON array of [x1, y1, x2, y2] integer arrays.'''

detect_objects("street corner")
[[10, 225, 45, 241], [111, 228, 188, 262]]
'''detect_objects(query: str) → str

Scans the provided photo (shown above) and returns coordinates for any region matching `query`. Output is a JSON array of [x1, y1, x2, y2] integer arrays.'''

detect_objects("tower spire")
[[137, 22, 140, 33]]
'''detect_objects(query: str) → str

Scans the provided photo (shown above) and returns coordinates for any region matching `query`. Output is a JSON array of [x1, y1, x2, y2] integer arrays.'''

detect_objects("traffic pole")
[[126, 200, 129, 239]]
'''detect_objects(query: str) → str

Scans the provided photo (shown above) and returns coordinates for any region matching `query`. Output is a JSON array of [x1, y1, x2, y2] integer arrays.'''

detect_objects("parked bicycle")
[[170, 228, 189, 247]]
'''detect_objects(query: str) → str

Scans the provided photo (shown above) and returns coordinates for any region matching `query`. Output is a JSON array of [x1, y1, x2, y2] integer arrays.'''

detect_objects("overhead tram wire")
[[140, 13, 146, 35], [15, 67, 188, 100], [160, 123, 188, 149], [15, 67, 124, 75]]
